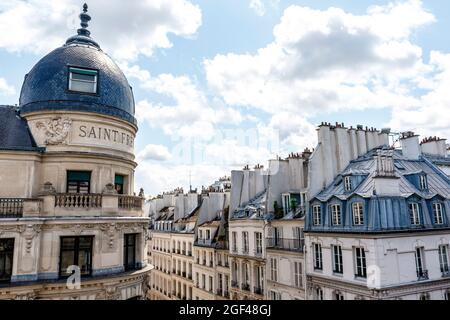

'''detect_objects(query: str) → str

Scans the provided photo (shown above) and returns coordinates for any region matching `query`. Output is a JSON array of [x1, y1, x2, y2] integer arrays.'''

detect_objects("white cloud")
[[388, 51, 450, 139], [0, 78, 15, 96], [0, 0, 202, 61], [266, 113, 317, 150], [249, 0, 280, 16], [137, 144, 172, 162], [122, 64, 243, 139], [205, 0, 434, 115], [135, 162, 233, 196]]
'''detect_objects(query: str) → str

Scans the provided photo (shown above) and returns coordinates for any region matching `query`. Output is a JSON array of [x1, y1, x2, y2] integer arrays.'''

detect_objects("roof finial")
[[77, 3, 91, 37]]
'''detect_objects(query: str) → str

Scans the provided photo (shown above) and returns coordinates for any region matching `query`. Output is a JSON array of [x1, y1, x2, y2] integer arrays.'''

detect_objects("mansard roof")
[[0, 105, 43, 152], [231, 190, 272, 220], [313, 148, 450, 202]]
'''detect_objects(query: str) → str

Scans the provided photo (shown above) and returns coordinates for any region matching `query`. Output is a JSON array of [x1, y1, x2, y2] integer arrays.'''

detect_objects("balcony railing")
[[197, 239, 213, 246], [0, 198, 24, 218], [266, 238, 304, 252], [118, 195, 142, 210], [417, 270, 429, 281], [55, 193, 102, 208]]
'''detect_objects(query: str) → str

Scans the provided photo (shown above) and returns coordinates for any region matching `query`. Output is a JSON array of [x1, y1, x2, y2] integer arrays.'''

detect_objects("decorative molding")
[[36, 117, 72, 145], [22, 224, 42, 254]]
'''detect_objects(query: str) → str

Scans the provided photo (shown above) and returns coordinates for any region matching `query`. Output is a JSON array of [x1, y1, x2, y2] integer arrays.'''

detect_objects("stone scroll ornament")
[[36, 117, 72, 145]]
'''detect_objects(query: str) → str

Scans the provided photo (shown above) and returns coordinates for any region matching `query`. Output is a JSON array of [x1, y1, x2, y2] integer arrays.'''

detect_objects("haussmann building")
[[0, 5, 152, 300]]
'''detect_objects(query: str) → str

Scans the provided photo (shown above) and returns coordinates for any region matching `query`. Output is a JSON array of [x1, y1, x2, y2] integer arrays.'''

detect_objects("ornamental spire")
[[77, 3, 91, 37], [65, 3, 100, 48]]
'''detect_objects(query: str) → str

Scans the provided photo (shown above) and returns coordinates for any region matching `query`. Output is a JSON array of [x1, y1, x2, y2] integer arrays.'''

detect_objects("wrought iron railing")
[[266, 238, 305, 252], [55, 193, 102, 208], [0, 198, 24, 218]]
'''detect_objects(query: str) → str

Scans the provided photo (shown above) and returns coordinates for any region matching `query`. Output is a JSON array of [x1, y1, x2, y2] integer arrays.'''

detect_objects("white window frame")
[[419, 175, 428, 190], [344, 176, 352, 191], [255, 232, 262, 255], [313, 205, 322, 226], [331, 204, 342, 225], [354, 247, 367, 278], [409, 203, 421, 225], [282, 193, 291, 215], [415, 247, 426, 278], [439, 245, 450, 274], [433, 203, 444, 225], [352, 202, 364, 226], [294, 261, 303, 288], [332, 245, 343, 274], [313, 243, 323, 270], [270, 258, 278, 282], [269, 290, 281, 300], [232, 232, 237, 253], [315, 287, 324, 300], [242, 232, 249, 254], [68, 67, 98, 94]]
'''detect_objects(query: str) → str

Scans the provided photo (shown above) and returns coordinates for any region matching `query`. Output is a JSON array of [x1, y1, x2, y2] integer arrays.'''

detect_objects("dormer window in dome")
[[68, 67, 98, 94]]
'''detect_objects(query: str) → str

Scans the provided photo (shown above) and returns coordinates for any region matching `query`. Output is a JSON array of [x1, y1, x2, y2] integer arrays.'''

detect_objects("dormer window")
[[313, 205, 322, 226], [330, 204, 342, 226], [352, 202, 364, 226], [419, 175, 428, 190], [433, 203, 444, 225], [69, 67, 98, 94], [409, 203, 421, 225], [344, 176, 352, 192]]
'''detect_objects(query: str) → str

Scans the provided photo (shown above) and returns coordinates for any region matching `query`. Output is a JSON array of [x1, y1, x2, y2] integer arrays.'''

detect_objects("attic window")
[[69, 67, 98, 94], [344, 176, 352, 192], [419, 175, 428, 190]]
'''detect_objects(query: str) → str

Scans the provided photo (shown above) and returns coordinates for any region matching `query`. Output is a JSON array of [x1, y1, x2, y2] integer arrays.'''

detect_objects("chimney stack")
[[400, 131, 421, 160], [420, 136, 447, 157]]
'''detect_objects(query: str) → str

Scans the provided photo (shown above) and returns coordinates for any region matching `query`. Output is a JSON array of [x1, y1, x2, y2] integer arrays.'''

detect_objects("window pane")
[[61, 237, 76, 250], [78, 250, 91, 275], [60, 250, 75, 276], [72, 72, 96, 81], [78, 237, 92, 249], [70, 79, 96, 93]]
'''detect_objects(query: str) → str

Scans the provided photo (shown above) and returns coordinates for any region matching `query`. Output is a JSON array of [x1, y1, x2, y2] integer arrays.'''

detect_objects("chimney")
[[420, 137, 447, 157], [400, 132, 421, 160]]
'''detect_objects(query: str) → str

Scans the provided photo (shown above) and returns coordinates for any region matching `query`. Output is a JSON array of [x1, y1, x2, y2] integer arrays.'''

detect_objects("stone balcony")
[[0, 184, 144, 219]]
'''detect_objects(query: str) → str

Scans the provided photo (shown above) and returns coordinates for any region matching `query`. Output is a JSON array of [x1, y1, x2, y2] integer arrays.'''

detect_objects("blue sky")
[[0, 0, 449, 195]]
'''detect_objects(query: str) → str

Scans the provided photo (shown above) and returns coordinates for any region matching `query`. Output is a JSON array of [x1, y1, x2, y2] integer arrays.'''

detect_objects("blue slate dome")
[[19, 4, 136, 125]]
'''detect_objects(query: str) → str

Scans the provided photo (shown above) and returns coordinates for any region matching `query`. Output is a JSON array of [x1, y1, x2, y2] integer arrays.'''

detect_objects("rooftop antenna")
[[189, 170, 192, 192]]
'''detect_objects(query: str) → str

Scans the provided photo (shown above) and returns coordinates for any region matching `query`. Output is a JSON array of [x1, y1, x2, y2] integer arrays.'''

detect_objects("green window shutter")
[[67, 171, 91, 182], [115, 175, 124, 184], [69, 67, 98, 76]]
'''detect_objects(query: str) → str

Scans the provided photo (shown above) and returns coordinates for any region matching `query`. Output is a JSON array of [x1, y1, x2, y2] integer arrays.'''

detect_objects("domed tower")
[[0, 4, 151, 300]]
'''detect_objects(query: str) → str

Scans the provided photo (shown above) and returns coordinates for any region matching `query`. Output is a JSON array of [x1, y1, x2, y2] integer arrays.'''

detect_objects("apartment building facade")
[[305, 125, 450, 300], [192, 178, 232, 300]]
